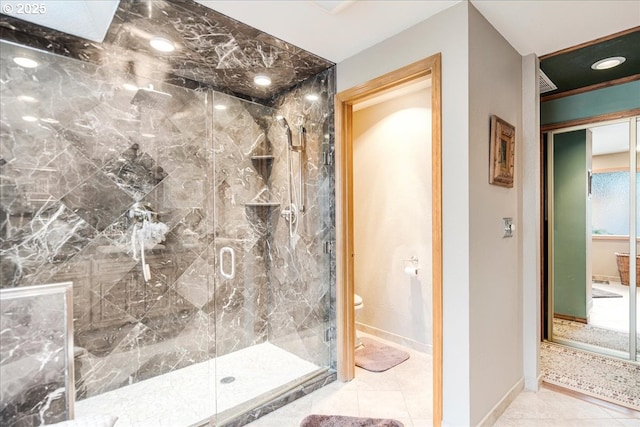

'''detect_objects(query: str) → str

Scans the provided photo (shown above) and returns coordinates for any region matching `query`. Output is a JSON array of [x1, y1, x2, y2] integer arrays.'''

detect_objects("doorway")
[[546, 116, 639, 361], [351, 77, 432, 352], [334, 54, 443, 426]]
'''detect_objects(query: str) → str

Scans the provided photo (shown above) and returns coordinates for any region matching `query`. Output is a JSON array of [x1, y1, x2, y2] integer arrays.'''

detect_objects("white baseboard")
[[524, 372, 543, 391], [477, 377, 524, 427], [356, 322, 432, 354]]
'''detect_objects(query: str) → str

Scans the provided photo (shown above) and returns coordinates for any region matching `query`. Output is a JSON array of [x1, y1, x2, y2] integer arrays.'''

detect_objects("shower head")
[[131, 87, 172, 109], [277, 115, 292, 148], [276, 115, 290, 131]]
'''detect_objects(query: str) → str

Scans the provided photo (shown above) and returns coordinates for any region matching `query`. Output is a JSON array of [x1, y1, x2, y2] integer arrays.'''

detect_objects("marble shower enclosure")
[[0, 283, 74, 426], [0, 1, 336, 422]]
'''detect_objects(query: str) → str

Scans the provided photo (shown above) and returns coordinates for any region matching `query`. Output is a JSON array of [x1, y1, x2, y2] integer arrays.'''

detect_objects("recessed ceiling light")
[[14, 57, 38, 68], [591, 56, 626, 70], [18, 95, 38, 103], [214, 104, 228, 110], [40, 118, 59, 124], [312, 0, 355, 14], [253, 75, 272, 87], [123, 83, 138, 91], [141, 133, 156, 138], [149, 36, 175, 52], [305, 93, 319, 102], [22, 115, 38, 122]]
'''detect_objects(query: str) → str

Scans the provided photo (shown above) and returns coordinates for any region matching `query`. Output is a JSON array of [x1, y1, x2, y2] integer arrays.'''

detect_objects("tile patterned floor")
[[247, 334, 433, 427], [495, 386, 640, 427], [247, 334, 640, 427]]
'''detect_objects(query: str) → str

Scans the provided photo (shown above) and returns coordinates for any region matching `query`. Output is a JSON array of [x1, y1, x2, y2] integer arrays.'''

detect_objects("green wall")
[[541, 80, 640, 126], [553, 130, 589, 320]]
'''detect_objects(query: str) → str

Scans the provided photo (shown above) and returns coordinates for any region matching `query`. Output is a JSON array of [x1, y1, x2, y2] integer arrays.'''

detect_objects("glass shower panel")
[[211, 93, 276, 419], [0, 40, 214, 425], [211, 90, 333, 423]]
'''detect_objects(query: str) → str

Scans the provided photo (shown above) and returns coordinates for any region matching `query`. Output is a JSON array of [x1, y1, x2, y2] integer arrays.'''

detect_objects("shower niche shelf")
[[244, 202, 280, 207], [245, 202, 280, 225], [251, 154, 275, 180]]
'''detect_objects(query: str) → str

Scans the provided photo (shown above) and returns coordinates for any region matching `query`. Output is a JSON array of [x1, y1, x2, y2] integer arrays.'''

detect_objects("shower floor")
[[75, 342, 319, 427]]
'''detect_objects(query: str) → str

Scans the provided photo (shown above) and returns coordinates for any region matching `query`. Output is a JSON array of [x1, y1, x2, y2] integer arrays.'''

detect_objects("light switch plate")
[[503, 217, 514, 238]]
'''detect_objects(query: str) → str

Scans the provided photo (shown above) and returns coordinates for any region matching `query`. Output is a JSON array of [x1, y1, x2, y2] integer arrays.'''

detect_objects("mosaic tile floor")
[[553, 318, 640, 357], [541, 341, 640, 411], [75, 342, 319, 427]]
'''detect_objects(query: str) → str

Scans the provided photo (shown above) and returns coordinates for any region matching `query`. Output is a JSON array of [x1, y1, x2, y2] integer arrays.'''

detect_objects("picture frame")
[[489, 115, 515, 188]]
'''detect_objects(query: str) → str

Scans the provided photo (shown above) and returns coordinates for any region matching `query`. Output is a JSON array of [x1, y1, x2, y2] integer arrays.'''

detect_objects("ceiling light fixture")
[[14, 57, 38, 68], [214, 104, 228, 110], [141, 133, 156, 138], [18, 95, 38, 103], [253, 75, 272, 87], [149, 36, 175, 52], [311, 0, 355, 14], [22, 115, 38, 122], [305, 94, 319, 102], [40, 118, 60, 124], [591, 56, 626, 70]]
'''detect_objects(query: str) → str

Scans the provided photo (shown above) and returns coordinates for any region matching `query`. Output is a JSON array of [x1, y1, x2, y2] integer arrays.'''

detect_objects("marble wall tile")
[[1, 0, 336, 422], [0, 198, 97, 287], [60, 172, 135, 232], [0, 284, 72, 426]]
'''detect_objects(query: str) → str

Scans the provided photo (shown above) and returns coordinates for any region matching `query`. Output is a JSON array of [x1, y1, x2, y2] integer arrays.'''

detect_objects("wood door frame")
[[334, 53, 443, 427]]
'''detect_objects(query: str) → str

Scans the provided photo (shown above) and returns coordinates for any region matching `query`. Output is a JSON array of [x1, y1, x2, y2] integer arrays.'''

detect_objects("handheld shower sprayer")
[[129, 203, 168, 282], [277, 115, 292, 150]]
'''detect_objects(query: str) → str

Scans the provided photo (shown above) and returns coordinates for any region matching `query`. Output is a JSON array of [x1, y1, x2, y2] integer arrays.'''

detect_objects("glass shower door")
[[0, 39, 216, 425], [210, 88, 334, 423]]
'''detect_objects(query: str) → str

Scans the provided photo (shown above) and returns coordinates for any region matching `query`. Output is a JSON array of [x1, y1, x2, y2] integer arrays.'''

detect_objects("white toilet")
[[354, 293, 364, 348]]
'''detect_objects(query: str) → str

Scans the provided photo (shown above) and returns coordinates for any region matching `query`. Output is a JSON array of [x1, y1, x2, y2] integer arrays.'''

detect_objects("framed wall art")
[[489, 115, 515, 188]]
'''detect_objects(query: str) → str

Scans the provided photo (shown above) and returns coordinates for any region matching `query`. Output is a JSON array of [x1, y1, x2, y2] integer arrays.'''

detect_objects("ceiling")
[[539, 30, 640, 96], [200, 0, 639, 98], [2, 0, 638, 99], [197, 0, 640, 62]]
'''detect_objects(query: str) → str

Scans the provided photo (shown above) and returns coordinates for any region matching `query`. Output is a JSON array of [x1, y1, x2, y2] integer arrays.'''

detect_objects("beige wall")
[[592, 237, 627, 280], [338, 2, 527, 425], [593, 151, 627, 171], [338, 3, 472, 424], [353, 87, 432, 351], [468, 4, 523, 424]]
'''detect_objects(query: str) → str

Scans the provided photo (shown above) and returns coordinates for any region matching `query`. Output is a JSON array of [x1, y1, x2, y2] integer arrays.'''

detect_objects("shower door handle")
[[219, 247, 235, 280]]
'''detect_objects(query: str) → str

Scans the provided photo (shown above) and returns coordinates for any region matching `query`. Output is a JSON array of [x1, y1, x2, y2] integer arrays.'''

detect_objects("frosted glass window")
[[592, 171, 640, 236]]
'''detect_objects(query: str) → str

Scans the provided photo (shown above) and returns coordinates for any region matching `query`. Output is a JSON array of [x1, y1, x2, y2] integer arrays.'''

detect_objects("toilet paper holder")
[[402, 256, 419, 276], [402, 256, 419, 266]]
